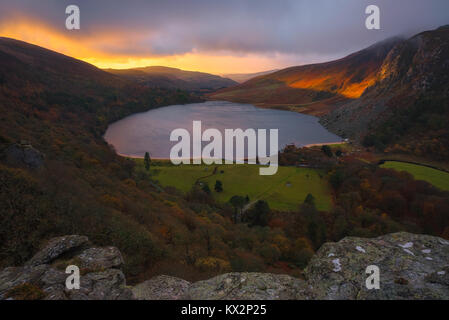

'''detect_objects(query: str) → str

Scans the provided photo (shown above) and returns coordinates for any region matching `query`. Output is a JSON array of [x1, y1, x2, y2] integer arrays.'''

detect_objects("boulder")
[[0, 235, 132, 300], [66, 269, 133, 300], [186, 273, 309, 300], [0, 265, 49, 299], [305, 232, 449, 300], [132, 275, 190, 300], [76, 247, 124, 271], [4, 142, 45, 169], [26, 235, 88, 267]]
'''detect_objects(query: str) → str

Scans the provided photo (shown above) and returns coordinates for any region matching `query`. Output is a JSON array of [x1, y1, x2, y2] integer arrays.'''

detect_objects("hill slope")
[[321, 26, 449, 160], [220, 69, 279, 83], [105, 66, 237, 93], [0, 37, 205, 281], [210, 38, 400, 116]]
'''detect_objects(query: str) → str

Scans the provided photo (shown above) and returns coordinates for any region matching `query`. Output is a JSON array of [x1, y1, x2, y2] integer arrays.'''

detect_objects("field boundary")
[[378, 159, 449, 174]]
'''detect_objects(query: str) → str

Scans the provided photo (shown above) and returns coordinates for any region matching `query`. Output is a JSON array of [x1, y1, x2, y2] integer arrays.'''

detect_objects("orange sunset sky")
[[0, 17, 323, 74], [1, 1, 448, 74]]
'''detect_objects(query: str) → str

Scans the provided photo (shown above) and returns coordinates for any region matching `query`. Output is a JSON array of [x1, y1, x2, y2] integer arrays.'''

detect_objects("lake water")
[[104, 101, 342, 159]]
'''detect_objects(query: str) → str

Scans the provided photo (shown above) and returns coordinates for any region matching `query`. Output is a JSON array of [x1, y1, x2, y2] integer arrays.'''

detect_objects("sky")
[[0, 0, 448, 74]]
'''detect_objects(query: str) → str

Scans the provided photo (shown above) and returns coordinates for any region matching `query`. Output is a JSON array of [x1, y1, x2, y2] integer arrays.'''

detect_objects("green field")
[[145, 162, 332, 211], [381, 161, 449, 191]]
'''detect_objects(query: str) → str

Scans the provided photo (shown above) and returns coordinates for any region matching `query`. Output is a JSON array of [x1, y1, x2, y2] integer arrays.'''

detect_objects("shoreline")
[[303, 141, 346, 148], [117, 141, 346, 160], [109, 100, 345, 160]]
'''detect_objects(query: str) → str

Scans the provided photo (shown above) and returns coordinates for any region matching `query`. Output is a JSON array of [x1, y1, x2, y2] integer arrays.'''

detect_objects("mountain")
[[321, 26, 449, 160], [105, 66, 237, 93], [210, 38, 401, 116], [220, 69, 279, 83], [211, 26, 449, 161]]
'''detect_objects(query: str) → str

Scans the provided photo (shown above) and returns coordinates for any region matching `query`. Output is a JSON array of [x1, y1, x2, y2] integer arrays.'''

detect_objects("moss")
[[5, 283, 46, 300]]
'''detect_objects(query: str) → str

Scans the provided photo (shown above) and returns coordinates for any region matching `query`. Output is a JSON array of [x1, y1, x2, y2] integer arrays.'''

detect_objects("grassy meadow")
[[381, 161, 449, 191], [138, 161, 333, 211]]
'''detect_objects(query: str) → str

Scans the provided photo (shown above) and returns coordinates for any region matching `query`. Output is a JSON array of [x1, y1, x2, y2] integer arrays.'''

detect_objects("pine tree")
[[144, 152, 151, 171], [214, 180, 223, 192]]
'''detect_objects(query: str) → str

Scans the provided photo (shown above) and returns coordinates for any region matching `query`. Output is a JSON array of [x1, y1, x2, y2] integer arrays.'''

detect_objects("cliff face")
[[321, 25, 449, 140], [1, 232, 448, 300]]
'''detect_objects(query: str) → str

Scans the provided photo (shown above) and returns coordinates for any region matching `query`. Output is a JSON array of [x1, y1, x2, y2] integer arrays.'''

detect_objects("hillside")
[[321, 26, 449, 160], [220, 69, 279, 83], [105, 66, 237, 93], [210, 38, 400, 116], [0, 37, 211, 282]]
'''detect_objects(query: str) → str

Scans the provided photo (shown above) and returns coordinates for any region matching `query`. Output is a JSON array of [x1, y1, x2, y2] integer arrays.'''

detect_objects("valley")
[[1, 25, 448, 289]]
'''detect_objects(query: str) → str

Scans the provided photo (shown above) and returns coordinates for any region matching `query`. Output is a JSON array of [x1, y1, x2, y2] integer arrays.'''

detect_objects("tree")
[[329, 169, 344, 190], [321, 145, 333, 158], [244, 200, 270, 227], [229, 195, 247, 223], [304, 193, 315, 206], [300, 194, 327, 250], [214, 180, 223, 193], [202, 183, 211, 195], [144, 152, 151, 171]]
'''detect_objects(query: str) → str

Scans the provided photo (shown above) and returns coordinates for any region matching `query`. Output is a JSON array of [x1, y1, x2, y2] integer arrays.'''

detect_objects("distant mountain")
[[220, 69, 279, 83], [105, 66, 237, 93], [210, 38, 401, 116]]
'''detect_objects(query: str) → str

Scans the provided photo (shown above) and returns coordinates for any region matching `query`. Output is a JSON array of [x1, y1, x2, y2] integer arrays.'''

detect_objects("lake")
[[104, 101, 342, 159]]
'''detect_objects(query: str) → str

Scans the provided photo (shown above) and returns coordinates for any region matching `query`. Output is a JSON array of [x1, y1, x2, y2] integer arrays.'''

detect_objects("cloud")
[[0, 0, 448, 72]]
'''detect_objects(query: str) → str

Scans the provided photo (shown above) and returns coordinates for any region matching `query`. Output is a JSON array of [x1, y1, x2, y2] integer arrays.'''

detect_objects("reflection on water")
[[104, 101, 342, 159]]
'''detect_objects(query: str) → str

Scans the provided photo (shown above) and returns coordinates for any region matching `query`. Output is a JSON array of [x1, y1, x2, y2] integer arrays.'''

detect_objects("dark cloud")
[[1, 0, 449, 58]]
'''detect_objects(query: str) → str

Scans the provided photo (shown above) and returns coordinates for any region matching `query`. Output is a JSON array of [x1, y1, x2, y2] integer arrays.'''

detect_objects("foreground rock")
[[1, 232, 448, 300], [132, 275, 190, 300], [186, 273, 308, 300], [25, 235, 88, 267], [305, 232, 449, 300], [0, 235, 132, 300]]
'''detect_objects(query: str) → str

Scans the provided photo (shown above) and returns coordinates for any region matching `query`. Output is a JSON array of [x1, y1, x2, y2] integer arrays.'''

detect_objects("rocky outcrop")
[[305, 232, 449, 299], [138, 232, 449, 300], [186, 273, 309, 300], [25, 235, 88, 267], [3, 142, 45, 169], [0, 235, 132, 300], [132, 275, 190, 300], [1, 232, 448, 300]]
